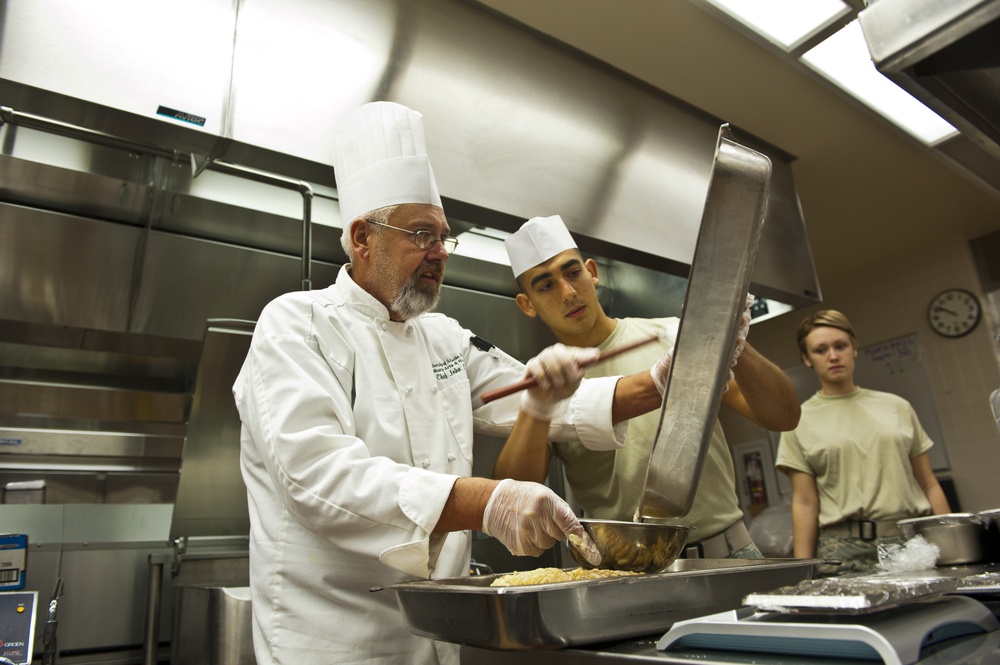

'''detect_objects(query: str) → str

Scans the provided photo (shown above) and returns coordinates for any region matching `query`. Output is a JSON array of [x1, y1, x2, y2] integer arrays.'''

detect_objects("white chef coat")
[[234, 265, 626, 665]]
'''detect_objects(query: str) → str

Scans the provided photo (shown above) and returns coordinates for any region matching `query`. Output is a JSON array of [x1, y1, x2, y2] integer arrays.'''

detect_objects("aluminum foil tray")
[[744, 571, 960, 615], [390, 558, 819, 651]]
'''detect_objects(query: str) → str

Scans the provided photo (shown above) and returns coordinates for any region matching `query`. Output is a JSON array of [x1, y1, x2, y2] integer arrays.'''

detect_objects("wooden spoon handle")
[[479, 334, 660, 404]]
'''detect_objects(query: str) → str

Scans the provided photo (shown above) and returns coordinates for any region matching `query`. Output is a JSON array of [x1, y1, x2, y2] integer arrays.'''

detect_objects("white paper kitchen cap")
[[333, 101, 443, 225], [505, 215, 579, 278]]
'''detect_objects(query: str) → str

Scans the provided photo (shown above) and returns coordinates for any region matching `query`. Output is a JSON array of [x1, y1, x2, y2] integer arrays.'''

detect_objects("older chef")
[[234, 102, 667, 665]]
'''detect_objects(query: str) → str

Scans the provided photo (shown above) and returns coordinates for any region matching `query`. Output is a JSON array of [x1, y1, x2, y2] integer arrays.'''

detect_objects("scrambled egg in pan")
[[490, 567, 643, 587]]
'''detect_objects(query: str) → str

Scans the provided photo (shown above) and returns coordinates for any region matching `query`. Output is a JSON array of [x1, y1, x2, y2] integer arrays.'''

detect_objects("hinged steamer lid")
[[169, 319, 255, 541]]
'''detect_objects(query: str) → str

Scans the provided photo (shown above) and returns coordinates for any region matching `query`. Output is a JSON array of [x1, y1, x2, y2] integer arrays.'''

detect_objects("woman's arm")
[[786, 469, 821, 558], [910, 453, 952, 515]]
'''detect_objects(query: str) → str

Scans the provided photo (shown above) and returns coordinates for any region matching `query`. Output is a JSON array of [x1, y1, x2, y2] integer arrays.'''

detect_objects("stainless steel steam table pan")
[[391, 558, 820, 651]]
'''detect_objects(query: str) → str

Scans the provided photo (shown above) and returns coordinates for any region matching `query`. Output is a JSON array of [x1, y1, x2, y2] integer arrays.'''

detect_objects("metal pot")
[[897, 513, 988, 565]]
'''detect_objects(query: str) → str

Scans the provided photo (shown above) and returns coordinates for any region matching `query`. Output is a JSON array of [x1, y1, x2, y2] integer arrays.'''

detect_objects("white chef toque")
[[504, 215, 579, 278], [333, 101, 443, 225]]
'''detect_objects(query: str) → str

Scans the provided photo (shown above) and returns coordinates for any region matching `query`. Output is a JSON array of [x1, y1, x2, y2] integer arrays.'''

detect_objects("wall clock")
[[927, 288, 981, 338]]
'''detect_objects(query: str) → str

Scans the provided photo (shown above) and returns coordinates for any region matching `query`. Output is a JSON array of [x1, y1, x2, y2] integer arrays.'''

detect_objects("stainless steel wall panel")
[[156, 167, 347, 263], [0, 203, 139, 331], [0, 127, 156, 227], [129, 232, 339, 340], [62, 503, 173, 543], [59, 545, 171, 654], [0, 381, 188, 423], [0, 0, 237, 139], [228, 0, 399, 165], [435, 284, 550, 364], [0, 428, 184, 459]]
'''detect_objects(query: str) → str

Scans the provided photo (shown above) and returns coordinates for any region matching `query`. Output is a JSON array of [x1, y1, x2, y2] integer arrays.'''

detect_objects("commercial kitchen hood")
[[859, 0, 1000, 164], [0, 0, 821, 309]]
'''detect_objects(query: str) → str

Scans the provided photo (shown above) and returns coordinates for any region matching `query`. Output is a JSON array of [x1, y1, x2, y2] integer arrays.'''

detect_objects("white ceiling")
[[473, 0, 1000, 296]]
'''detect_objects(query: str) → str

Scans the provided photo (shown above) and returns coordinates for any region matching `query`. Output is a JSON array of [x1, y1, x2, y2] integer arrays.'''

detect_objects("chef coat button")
[[406, 325, 413, 335], [380, 322, 387, 331], [431, 386, 438, 394], [405, 385, 413, 394], [421, 459, 431, 468], [447, 454, 456, 462]]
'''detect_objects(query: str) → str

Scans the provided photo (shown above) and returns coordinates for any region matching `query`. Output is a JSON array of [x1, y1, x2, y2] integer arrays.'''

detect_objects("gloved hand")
[[519, 343, 600, 421], [650, 348, 673, 396], [482, 478, 601, 565], [725, 294, 755, 388]]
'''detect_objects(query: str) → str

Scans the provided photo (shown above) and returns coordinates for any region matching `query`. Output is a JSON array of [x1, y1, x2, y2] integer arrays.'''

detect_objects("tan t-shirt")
[[553, 317, 744, 542], [776, 388, 934, 526]]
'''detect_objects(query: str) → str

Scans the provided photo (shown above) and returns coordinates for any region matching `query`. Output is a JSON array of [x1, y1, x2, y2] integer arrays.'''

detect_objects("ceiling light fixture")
[[801, 20, 958, 145], [701, 0, 850, 51]]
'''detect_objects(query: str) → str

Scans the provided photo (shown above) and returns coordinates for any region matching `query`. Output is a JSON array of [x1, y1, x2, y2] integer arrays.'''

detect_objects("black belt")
[[822, 519, 903, 542], [681, 521, 753, 559]]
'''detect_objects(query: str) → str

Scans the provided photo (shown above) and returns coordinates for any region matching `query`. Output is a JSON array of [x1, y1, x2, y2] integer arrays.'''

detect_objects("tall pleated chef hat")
[[333, 101, 443, 225], [505, 215, 579, 278]]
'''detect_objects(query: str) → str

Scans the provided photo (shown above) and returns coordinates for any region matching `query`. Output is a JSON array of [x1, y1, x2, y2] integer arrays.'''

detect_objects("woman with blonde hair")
[[776, 309, 951, 574]]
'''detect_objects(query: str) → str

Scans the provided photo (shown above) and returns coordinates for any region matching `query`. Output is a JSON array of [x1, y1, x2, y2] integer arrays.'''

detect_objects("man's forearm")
[[732, 343, 801, 431], [611, 372, 662, 423], [492, 412, 553, 483], [434, 477, 498, 533]]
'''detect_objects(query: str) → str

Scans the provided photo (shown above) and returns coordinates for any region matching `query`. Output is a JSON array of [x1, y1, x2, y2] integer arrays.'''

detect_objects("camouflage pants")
[[731, 542, 765, 559], [816, 534, 905, 576]]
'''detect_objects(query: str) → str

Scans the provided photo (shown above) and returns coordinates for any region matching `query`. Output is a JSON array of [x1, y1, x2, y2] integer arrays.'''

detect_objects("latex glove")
[[519, 343, 600, 421], [482, 478, 601, 565], [650, 348, 673, 396], [724, 294, 755, 388]]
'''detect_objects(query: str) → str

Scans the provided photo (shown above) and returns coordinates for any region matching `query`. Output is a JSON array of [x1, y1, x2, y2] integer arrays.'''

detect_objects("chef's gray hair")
[[340, 205, 398, 262]]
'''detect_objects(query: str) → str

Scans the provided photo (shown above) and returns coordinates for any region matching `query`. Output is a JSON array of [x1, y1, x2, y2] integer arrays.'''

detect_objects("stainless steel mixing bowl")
[[569, 519, 691, 573]]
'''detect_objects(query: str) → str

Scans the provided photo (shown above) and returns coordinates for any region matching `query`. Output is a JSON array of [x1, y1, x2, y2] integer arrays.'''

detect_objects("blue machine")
[[0, 591, 37, 665]]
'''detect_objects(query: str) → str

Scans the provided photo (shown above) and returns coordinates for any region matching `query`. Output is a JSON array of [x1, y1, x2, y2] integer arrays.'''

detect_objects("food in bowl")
[[570, 519, 690, 573], [490, 567, 643, 587]]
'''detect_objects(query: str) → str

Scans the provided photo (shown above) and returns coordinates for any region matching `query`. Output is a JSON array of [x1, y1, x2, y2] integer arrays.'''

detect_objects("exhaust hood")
[[0, 0, 821, 309], [859, 0, 1000, 163]]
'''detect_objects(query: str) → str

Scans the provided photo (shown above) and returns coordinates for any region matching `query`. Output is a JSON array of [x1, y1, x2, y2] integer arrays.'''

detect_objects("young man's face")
[[515, 249, 602, 339]]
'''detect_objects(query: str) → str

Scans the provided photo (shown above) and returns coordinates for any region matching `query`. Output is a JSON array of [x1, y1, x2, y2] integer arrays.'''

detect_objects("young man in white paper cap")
[[234, 104, 668, 665], [497, 214, 801, 559]]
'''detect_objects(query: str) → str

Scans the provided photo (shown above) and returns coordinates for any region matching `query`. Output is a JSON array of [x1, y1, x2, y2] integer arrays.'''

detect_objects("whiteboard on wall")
[[783, 333, 951, 471]]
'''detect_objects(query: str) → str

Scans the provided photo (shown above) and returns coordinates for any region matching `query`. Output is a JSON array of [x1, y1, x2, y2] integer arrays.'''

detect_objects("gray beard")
[[391, 273, 440, 320]]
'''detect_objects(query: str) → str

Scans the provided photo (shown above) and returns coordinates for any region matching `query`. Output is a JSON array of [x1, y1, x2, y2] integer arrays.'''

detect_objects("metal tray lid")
[[640, 124, 771, 519]]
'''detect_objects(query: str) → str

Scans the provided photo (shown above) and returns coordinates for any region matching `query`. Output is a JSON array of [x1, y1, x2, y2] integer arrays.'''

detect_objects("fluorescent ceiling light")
[[452, 227, 512, 266], [801, 20, 958, 145], [703, 0, 849, 50]]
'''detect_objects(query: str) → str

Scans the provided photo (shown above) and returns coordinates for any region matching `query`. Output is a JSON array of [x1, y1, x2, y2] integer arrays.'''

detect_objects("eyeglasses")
[[365, 219, 459, 253]]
